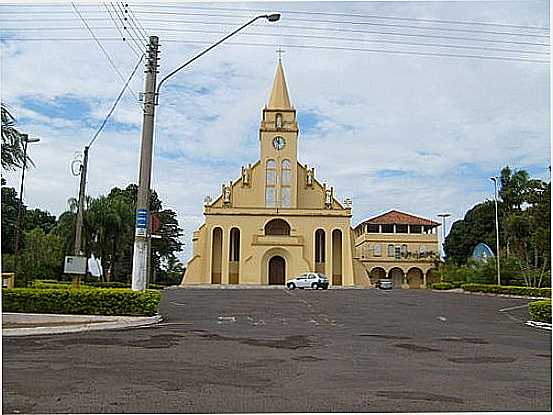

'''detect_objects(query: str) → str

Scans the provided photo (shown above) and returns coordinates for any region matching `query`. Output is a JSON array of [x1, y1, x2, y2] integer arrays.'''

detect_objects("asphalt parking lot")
[[3, 288, 551, 413]]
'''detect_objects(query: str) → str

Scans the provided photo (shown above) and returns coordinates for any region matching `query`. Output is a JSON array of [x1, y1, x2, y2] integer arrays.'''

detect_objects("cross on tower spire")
[[276, 47, 285, 62]]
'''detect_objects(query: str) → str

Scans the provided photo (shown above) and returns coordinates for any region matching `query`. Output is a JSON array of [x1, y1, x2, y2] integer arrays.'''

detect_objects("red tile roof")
[[356, 210, 440, 228]]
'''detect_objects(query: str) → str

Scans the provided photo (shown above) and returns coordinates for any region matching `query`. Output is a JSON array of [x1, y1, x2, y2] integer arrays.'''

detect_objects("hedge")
[[461, 284, 551, 298], [31, 280, 72, 289], [431, 282, 454, 290], [528, 300, 551, 323], [2, 288, 161, 316]]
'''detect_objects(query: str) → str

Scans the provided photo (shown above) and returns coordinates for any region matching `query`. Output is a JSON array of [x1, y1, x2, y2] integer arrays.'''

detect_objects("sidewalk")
[[2, 312, 162, 337]]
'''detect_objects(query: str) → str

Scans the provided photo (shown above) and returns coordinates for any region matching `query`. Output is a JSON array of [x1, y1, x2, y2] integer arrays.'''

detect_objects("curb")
[[525, 320, 552, 331], [2, 313, 163, 337], [432, 289, 549, 301]]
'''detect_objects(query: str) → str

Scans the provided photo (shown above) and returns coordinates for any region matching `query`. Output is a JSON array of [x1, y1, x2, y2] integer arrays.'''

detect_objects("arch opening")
[[315, 229, 326, 274], [268, 256, 286, 285], [229, 227, 240, 284], [332, 229, 342, 285], [211, 227, 223, 284], [265, 218, 291, 236], [369, 267, 386, 286], [407, 267, 423, 289], [388, 267, 404, 288]]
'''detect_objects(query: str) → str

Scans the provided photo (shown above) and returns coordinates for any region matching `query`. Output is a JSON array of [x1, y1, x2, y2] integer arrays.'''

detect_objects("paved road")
[[3, 288, 551, 413]]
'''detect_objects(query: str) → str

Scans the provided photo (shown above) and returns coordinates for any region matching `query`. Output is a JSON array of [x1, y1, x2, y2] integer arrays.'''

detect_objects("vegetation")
[[461, 283, 550, 298], [1, 182, 185, 287], [430, 282, 454, 290], [443, 166, 550, 287], [2, 288, 161, 316], [1, 103, 34, 171], [528, 300, 551, 323]]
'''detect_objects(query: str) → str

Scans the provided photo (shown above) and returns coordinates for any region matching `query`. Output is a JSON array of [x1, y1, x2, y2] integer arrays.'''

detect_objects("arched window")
[[315, 229, 325, 263], [387, 244, 395, 257], [276, 113, 283, 129], [280, 159, 292, 207], [265, 219, 291, 236], [374, 244, 382, 257], [401, 244, 408, 256], [229, 228, 240, 261], [419, 245, 428, 257], [265, 159, 277, 207]]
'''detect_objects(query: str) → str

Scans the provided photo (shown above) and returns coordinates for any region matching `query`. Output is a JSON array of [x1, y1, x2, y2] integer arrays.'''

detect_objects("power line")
[[2, 21, 549, 47], [133, 3, 550, 31], [70, 2, 138, 98], [123, 2, 149, 40], [103, 2, 142, 58], [89, 54, 144, 147], [1, 37, 548, 64], [1, 11, 548, 38], [2, 26, 548, 54], [1, 3, 548, 32], [113, 2, 146, 54]]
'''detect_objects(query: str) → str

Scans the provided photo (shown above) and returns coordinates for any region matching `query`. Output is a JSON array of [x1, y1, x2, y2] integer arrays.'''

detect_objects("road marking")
[[168, 301, 187, 306], [498, 304, 529, 312]]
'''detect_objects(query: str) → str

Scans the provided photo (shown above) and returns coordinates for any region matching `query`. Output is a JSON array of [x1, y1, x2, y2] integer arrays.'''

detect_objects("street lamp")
[[131, 13, 281, 291], [14, 134, 40, 277], [490, 177, 501, 285], [437, 213, 451, 260]]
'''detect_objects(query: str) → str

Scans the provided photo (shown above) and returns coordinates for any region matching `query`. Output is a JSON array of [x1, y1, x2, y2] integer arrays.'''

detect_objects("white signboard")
[[64, 256, 87, 275]]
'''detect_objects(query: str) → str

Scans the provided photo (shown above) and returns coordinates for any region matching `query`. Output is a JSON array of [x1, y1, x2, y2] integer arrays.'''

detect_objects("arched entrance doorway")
[[369, 267, 386, 286], [389, 267, 404, 288], [268, 256, 286, 285], [407, 267, 423, 288]]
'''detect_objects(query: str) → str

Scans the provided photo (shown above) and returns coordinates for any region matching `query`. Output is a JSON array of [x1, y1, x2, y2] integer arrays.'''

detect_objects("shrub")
[[461, 284, 551, 298], [89, 281, 130, 289], [528, 300, 551, 323], [31, 280, 71, 289], [431, 282, 453, 290], [149, 283, 167, 290], [2, 288, 161, 316]]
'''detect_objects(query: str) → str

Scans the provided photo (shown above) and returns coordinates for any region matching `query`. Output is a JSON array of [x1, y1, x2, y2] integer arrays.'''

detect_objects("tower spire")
[[267, 58, 292, 110]]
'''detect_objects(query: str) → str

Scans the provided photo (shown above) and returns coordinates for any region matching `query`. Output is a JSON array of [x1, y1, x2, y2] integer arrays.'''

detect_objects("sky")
[[1, 0, 550, 262]]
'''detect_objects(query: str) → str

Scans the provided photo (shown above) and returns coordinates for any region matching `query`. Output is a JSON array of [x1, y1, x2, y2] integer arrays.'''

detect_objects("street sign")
[[64, 256, 87, 275], [136, 208, 149, 229]]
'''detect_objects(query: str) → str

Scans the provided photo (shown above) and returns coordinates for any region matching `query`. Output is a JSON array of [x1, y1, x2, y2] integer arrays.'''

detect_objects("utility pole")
[[14, 134, 40, 280], [71, 145, 89, 287], [491, 177, 501, 285], [132, 35, 159, 291], [437, 213, 451, 260]]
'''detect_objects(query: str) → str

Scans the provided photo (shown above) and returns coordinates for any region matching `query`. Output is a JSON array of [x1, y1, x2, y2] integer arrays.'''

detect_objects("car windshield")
[[316, 273, 328, 279]]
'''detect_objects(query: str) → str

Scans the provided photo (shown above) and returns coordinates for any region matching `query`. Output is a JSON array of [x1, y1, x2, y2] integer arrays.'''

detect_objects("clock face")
[[272, 136, 286, 151]]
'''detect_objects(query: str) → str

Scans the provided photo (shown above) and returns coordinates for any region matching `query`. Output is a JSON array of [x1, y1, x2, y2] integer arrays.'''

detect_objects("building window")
[[374, 244, 382, 257], [265, 219, 291, 236], [280, 159, 292, 207], [387, 244, 395, 257], [382, 224, 394, 233], [315, 229, 325, 263], [401, 244, 408, 257], [395, 246, 401, 259], [396, 224, 408, 233], [367, 224, 380, 233], [419, 245, 428, 258], [276, 113, 283, 128], [265, 159, 277, 207], [229, 228, 240, 261]]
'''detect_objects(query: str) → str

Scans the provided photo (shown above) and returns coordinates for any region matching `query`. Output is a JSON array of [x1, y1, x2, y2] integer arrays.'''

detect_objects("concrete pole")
[[14, 135, 29, 261], [132, 36, 159, 291], [492, 178, 501, 285], [74, 146, 89, 256]]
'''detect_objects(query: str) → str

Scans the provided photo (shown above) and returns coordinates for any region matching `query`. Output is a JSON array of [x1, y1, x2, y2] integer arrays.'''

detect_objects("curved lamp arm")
[[156, 13, 280, 99]]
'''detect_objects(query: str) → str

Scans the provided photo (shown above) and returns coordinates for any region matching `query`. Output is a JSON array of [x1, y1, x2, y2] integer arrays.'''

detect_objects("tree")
[[1, 184, 19, 255], [23, 208, 57, 234], [1, 103, 33, 171]]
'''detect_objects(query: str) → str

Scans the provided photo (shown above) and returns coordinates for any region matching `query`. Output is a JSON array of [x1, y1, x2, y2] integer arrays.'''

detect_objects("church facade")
[[181, 61, 355, 286]]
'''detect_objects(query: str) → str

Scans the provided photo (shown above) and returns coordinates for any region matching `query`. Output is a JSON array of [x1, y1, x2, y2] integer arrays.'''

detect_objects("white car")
[[286, 272, 329, 290]]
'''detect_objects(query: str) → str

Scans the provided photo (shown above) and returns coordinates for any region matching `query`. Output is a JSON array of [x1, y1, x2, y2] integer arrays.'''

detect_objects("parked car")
[[286, 272, 329, 290], [376, 278, 393, 290]]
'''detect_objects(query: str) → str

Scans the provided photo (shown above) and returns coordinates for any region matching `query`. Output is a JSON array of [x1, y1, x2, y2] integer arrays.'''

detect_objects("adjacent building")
[[353, 210, 440, 288]]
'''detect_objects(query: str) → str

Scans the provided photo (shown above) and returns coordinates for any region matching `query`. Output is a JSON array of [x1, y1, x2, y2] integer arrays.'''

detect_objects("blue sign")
[[136, 208, 149, 229]]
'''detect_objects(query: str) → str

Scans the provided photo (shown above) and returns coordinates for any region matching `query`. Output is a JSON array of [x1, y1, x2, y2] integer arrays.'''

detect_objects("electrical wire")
[[70, 2, 138, 98], [123, 2, 149, 40], [1, 36, 548, 64], [1, 21, 549, 47], [132, 3, 550, 31], [103, 2, 142, 58], [88, 54, 144, 147], [113, 2, 146, 55]]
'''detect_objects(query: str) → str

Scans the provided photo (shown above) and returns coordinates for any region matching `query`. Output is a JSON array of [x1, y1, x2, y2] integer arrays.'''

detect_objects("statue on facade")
[[203, 195, 212, 206], [306, 166, 314, 187], [344, 197, 352, 209], [222, 183, 231, 205], [241, 164, 251, 186], [324, 185, 333, 208]]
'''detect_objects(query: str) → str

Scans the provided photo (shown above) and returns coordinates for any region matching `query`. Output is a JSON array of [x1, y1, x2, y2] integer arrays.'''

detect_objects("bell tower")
[[260, 59, 299, 209]]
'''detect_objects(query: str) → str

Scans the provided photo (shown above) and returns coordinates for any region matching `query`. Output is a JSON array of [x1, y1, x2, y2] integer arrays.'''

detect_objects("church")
[[181, 61, 440, 287], [181, 60, 356, 286]]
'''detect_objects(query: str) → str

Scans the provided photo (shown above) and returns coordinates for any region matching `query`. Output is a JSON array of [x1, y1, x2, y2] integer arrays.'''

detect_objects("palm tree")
[[1, 103, 33, 171]]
